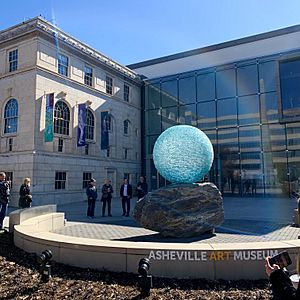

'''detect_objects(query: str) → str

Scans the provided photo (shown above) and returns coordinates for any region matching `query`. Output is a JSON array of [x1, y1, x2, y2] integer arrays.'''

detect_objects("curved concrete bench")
[[13, 211, 300, 280], [9, 205, 57, 233]]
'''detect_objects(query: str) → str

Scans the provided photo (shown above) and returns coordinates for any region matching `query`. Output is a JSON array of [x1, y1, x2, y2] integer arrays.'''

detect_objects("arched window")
[[54, 101, 70, 135], [123, 119, 130, 135], [4, 99, 18, 134], [85, 109, 94, 140]]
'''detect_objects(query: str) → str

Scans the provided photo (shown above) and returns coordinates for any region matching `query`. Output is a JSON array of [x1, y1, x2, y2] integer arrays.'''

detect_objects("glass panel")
[[197, 101, 216, 130], [218, 128, 239, 153], [263, 151, 288, 196], [216, 98, 237, 128], [145, 109, 161, 135], [260, 92, 279, 124], [203, 129, 217, 145], [262, 124, 286, 152], [150, 159, 158, 190], [259, 61, 276, 93], [161, 80, 178, 107], [161, 106, 178, 131], [237, 64, 258, 96], [178, 104, 197, 126], [197, 72, 215, 102], [287, 122, 300, 150], [239, 125, 261, 153], [240, 152, 263, 195], [288, 150, 300, 195], [279, 59, 300, 119], [218, 151, 240, 195], [146, 135, 158, 157], [238, 95, 260, 125], [178, 76, 196, 105], [216, 68, 236, 99], [145, 83, 160, 110]]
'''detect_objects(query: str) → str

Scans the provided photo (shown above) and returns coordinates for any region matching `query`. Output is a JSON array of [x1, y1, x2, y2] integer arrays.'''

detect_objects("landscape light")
[[37, 249, 52, 282], [138, 258, 152, 297]]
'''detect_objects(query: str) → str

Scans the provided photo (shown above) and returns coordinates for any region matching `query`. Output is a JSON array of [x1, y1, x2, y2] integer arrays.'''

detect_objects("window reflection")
[[262, 124, 286, 152], [197, 101, 216, 129], [239, 125, 261, 153], [145, 109, 161, 135], [238, 95, 260, 125], [178, 76, 196, 104], [218, 150, 240, 195], [260, 92, 279, 123], [240, 152, 263, 195], [259, 61, 276, 93], [263, 151, 288, 196], [218, 128, 238, 152], [279, 59, 300, 119], [161, 80, 178, 107], [178, 104, 197, 126], [216, 68, 236, 99], [197, 72, 215, 102], [288, 150, 300, 195], [237, 64, 258, 96], [217, 98, 237, 128], [145, 83, 160, 110], [161, 106, 178, 130], [287, 123, 300, 150]]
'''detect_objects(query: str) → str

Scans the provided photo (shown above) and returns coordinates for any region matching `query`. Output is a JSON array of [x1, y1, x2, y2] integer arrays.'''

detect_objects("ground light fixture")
[[37, 249, 53, 282], [138, 258, 152, 297]]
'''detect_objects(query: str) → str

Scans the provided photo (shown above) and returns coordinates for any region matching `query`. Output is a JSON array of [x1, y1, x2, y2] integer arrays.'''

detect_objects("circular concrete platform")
[[11, 200, 300, 281]]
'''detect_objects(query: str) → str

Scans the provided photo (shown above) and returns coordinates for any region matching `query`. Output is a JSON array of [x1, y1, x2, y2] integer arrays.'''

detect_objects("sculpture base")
[[133, 182, 224, 238]]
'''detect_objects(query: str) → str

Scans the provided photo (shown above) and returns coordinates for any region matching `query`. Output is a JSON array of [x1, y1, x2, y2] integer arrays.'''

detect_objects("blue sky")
[[1, 0, 300, 65]]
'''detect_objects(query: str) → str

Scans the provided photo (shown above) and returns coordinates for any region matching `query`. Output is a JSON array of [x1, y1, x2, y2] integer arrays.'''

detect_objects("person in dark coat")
[[86, 178, 98, 219], [19, 178, 32, 208], [136, 175, 148, 200], [0, 172, 10, 230], [265, 256, 300, 299], [119, 178, 132, 217], [101, 179, 113, 217]]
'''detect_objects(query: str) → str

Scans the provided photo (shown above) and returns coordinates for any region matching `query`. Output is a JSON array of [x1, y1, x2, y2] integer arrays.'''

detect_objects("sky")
[[1, 0, 300, 65]]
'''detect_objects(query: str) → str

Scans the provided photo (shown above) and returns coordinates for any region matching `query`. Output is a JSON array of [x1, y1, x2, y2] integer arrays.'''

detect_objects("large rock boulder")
[[133, 182, 224, 238]]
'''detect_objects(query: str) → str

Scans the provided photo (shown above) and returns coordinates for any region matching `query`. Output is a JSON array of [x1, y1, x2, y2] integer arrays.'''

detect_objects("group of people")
[[86, 176, 148, 218], [0, 172, 32, 231]]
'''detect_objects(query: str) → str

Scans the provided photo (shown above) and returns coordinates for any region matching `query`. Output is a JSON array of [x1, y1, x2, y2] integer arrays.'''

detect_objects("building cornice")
[[0, 17, 140, 82]]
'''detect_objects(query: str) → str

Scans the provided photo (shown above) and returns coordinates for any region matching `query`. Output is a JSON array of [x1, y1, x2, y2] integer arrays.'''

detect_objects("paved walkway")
[[6, 196, 300, 244], [50, 197, 300, 244]]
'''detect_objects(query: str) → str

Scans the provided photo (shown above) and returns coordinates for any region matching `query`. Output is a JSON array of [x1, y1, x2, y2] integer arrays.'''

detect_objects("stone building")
[[0, 17, 142, 206]]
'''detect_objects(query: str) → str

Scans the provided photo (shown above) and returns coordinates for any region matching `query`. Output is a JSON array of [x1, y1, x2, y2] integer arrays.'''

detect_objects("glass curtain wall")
[[143, 53, 300, 197]]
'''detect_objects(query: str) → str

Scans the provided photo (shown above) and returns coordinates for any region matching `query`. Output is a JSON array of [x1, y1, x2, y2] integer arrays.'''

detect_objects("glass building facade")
[[143, 51, 300, 197]]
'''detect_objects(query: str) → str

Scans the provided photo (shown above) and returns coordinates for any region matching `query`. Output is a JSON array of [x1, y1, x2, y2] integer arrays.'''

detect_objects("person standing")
[[19, 178, 32, 209], [0, 172, 10, 231], [86, 178, 97, 219], [136, 175, 148, 200], [120, 178, 132, 217], [101, 179, 113, 217]]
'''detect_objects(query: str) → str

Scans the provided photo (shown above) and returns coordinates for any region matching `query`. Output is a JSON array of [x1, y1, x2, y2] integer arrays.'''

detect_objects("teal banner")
[[44, 93, 54, 142]]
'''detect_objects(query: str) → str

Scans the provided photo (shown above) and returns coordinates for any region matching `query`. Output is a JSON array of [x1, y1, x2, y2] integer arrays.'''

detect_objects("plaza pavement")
[[54, 196, 300, 244], [6, 196, 300, 244]]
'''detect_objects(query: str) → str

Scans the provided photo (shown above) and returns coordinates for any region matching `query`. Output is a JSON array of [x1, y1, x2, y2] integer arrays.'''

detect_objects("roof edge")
[[127, 23, 300, 69]]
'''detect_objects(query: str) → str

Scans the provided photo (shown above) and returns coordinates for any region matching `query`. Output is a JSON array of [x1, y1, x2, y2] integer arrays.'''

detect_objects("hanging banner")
[[44, 93, 54, 142], [77, 104, 86, 147], [101, 111, 109, 150]]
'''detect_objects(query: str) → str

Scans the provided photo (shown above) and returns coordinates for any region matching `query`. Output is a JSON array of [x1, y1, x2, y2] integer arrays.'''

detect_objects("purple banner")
[[101, 111, 109, 150], [77, 104, 86, 147]]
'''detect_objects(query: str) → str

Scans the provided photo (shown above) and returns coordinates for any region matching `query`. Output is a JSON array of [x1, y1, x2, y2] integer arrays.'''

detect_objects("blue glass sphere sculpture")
[[153, 125, 214, 183]]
